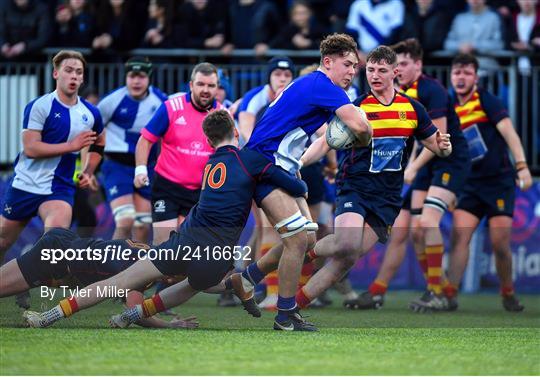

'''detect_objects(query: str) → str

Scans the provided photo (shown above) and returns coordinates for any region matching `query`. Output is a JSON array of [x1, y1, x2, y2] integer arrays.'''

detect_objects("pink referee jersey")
[[141, 93, 224, 190]]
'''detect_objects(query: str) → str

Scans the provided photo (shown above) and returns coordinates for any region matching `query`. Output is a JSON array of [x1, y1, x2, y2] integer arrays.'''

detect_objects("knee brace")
[[113, 204, 135, 222], [304, 221, 319, 233], [424, 196, 448, 214], [274, 211, 308, 239], [134, 212, 152, 226]]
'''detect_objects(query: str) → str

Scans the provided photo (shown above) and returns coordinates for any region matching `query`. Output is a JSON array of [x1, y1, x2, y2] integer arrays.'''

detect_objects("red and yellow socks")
[[500, 285, 515, 298], [425, 244, 444, 294], [368, 280, 388, 296], [141, 295, 166, 318], [59, 297, 79, 317]]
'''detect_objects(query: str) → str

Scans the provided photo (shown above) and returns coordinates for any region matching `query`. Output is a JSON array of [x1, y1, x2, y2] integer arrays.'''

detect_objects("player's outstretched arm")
[[335, 104, 372, 147], [496, 117, 533, 190], [22, 129, 97, 158], [300, 133, 331, 168], [421, 130, 452, 158]]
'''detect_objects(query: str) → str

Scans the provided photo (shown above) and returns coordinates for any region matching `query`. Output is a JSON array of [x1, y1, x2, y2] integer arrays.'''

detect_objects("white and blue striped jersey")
[[98, 86, 167, 154], [12, 90, 103, 195], [238, 84, 270, 115]]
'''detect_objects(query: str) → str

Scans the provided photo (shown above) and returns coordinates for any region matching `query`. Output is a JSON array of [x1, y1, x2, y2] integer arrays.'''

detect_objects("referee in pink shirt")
[[134, 63, 225, 244]]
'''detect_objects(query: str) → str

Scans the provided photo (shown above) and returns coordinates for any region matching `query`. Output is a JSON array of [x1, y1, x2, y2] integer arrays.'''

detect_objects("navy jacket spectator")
[[52, 0, 97, 47], [0, 0, 52, 59], [269, 0, 327, 50], [174, 0, 227, 49]]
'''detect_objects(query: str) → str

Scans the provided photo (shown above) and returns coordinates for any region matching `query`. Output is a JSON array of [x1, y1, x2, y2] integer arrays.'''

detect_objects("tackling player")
[[98, 56, 167, 242], [22, 110, 308, 328], [0, 228, 198, 328], [447, 53, 532, 311]]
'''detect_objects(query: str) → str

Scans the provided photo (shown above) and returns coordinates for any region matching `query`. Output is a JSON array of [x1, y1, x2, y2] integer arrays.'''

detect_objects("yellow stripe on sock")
[[374, 279, 388, 288], [142, 298, 157, 317], [59, 299, 72, 317], [425, 245, 444, 254], [428, 267, 443, 276]]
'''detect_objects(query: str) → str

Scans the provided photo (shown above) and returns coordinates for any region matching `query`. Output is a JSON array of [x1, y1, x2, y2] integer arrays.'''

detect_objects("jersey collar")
[[186, 91, 217, 112]]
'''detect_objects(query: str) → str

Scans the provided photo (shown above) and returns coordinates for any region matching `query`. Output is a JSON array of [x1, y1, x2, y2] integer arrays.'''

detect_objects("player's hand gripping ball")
[[326, 107, 368, 150]]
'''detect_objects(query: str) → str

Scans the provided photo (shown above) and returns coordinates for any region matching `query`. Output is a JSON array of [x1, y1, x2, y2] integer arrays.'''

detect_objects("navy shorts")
[[412, 150, 471, 195], [101, 159, 153, 201], [401, 186, 412, 211], [17, 228, 77, 287], [151, 173, 201, 222], [2, 185, 74, 221], [457, 176, 515, 219], [300, 162, 325, 205], [151, 231, 233, 291], [335, 190, 401, 244]]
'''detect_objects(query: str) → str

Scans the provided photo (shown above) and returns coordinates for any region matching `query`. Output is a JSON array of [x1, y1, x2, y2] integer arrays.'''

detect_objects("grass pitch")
[[1, 290, 539, 375]]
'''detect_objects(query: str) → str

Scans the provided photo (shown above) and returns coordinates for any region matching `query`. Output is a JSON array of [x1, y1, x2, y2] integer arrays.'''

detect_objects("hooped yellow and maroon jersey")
[[452, 88, 513, 178], [337, 91, 437, 194]]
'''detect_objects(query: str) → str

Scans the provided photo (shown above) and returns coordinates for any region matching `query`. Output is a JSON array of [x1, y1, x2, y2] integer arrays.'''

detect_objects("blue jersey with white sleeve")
[[245, 71, 351, 173]]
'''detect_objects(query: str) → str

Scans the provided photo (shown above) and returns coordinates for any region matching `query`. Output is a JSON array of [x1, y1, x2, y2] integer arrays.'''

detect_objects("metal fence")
[[1, 49, 538, 173]]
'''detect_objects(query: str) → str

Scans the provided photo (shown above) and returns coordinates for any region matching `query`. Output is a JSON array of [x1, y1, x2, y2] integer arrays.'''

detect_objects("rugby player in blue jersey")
[[22, 110, 308, 328], [238, 33, 372, 331]]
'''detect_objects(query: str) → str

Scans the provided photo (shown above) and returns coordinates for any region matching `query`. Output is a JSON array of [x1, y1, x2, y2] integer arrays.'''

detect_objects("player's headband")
[[125, 57, 153, 77]]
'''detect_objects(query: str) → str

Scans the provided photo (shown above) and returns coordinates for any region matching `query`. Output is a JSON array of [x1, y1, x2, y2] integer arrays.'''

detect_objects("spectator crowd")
[[1, 0, 539, 62]]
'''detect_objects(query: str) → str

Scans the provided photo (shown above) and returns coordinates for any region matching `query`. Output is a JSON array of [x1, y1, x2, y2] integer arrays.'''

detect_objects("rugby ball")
[[326, 108, 367, 150]]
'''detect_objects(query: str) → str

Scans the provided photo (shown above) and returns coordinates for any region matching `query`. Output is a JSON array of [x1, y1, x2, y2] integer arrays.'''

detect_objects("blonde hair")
[[52, 50, 87, 71]]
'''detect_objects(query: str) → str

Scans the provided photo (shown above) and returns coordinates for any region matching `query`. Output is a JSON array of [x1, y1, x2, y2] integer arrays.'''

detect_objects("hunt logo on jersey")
[[399, 111, 407, 121], [442, 172, 451, 186], [462, 124, 488, 161], [82, 114, 89, 124], [369, 138, 406, 173], [154, 200, 166, 213]]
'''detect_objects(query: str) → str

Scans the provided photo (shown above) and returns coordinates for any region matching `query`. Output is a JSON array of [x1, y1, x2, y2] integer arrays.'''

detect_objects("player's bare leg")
[[133, 192, 151, 243], [410, 187, 455, 312], [110, 195, 136, 239], [296, 213, 379, 307], [152, 218, 179, 245], [447, 210, 479, 287], [0, 259, 31, 297], [0, 216, 29, 261], [348, 209, 411, 310], [39, 200, 73, 229], [489, 216, 524, 311], [24, 259, 164, 327]]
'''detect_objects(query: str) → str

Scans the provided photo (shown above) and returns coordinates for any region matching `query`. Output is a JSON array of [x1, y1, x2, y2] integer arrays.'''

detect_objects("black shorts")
[[151, 173, 201, 222], [401, 186, 412, 211], [17, 228, 78, 287], [335, 190, 401, 244], [300, 162, 325, 205], [412, 150, 471, 195], [457, 175, 515, 219], [150, 231, 234, 291]]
